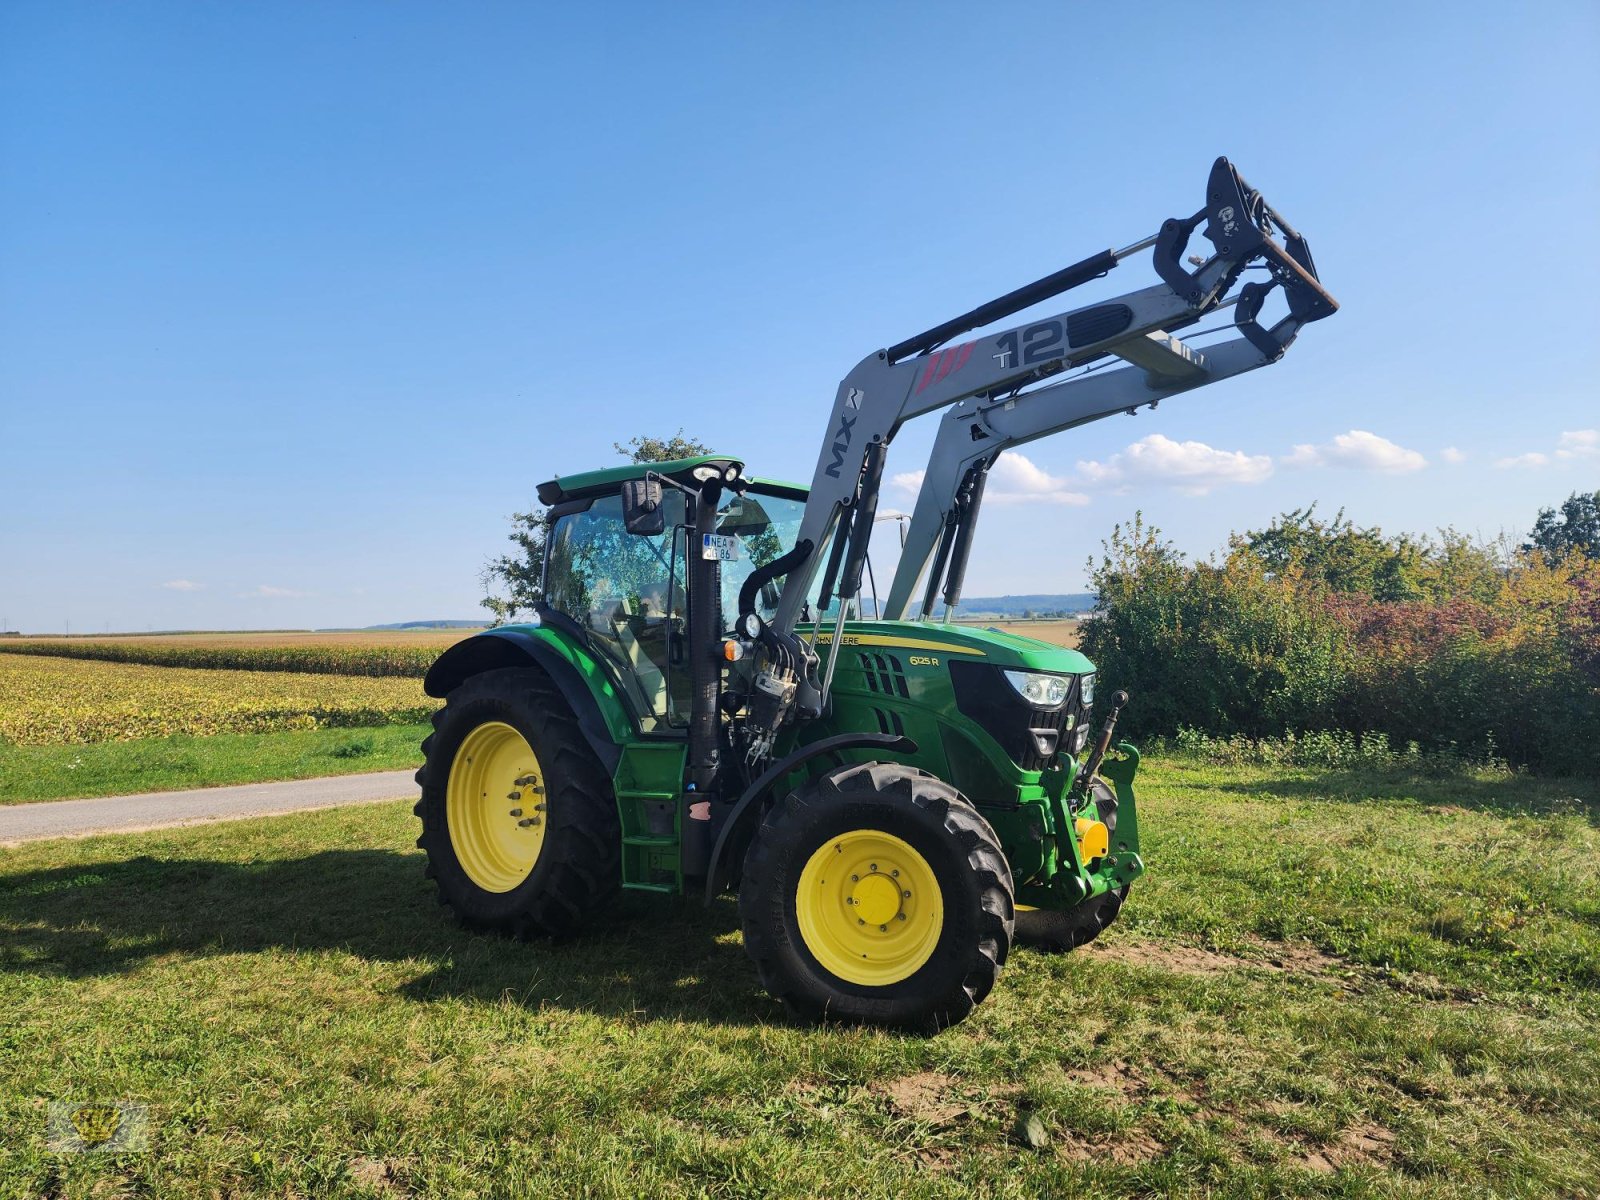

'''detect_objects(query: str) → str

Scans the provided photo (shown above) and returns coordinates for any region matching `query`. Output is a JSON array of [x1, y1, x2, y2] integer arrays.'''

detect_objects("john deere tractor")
[[416, 159, 1336, 1028]]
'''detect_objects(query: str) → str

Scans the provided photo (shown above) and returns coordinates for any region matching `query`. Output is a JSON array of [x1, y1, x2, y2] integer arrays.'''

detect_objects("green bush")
[[1082, 511, 1600, 777]]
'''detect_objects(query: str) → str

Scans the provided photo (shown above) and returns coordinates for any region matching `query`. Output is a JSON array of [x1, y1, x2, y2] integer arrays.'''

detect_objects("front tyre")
[[739, 762, 1013, 1030], [414, 667, 619, 938]]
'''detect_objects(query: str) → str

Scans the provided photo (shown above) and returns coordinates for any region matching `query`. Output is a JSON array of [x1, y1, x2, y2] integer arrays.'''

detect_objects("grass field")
[[0, 655, 438, 746], [3, 759, 1595, 1198]]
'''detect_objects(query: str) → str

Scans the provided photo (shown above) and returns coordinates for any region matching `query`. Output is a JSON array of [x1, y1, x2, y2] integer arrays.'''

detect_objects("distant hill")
[[360, 620, 484, 631], [954, 594, 1095, 618]]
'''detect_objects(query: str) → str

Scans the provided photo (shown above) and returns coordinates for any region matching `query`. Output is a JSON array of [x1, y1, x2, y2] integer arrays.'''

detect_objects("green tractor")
[[416, 159, 1336, 1028]]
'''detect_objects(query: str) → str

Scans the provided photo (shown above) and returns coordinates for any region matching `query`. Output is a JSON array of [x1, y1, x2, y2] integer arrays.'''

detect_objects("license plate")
[[701, 534, 740, 561]]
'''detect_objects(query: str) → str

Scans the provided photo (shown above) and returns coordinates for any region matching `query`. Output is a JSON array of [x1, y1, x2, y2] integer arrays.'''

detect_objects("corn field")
[[0, 655, 439, 745]]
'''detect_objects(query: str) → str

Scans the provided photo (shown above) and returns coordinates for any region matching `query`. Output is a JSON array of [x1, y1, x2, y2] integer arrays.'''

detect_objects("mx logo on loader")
[[824, 387, 864, 478]]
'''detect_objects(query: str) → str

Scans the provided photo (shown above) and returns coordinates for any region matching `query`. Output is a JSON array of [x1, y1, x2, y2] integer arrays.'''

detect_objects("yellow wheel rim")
[[446, 720, 548, 893], [795, 829, 944, 987]]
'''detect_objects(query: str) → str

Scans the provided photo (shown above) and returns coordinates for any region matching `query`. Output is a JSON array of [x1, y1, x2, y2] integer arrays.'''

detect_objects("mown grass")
[[1, 761, 1596, 1198], [0, 724, 431, 805]]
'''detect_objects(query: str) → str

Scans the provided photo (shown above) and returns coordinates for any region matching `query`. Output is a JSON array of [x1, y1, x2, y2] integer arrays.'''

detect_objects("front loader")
[[415, 158, 1337, 1029]]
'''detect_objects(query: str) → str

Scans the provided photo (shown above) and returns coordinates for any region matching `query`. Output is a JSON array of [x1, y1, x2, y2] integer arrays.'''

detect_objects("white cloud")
[[161, 579, 203, 592], [1556, 429, 1598, 459], [1075, 433, 1273, 496], [1494, 451, 1549, 469], [239, 584, 311, 599], [1440, 447, 1466, 464], [1283, 430, 1427, 474], [890, 455, 1088, 505], [1494, 429, 1597, 469], [985, 452, 1090, 506]]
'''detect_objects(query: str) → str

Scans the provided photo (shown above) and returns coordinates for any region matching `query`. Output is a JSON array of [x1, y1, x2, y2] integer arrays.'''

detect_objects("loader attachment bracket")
[[1155, 157, 1338, 334]]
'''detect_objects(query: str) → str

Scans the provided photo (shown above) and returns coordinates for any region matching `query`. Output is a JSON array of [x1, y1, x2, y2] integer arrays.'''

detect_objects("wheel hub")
[[445, 720, 548, 893], [795, 829, 944, 986]]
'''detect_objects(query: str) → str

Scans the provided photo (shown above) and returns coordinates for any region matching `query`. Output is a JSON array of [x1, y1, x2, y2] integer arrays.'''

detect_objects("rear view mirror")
[[621, 478, 665, 535]]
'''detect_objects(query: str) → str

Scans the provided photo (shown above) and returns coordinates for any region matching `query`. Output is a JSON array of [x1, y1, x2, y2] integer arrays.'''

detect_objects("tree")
[[479, 432, 713, 624], [614, 429, 718, 464], [1525, 490, 1600, 566]]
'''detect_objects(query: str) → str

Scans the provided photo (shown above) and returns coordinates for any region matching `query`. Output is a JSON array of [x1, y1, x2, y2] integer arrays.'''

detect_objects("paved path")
[[0, 771, 419, 845]]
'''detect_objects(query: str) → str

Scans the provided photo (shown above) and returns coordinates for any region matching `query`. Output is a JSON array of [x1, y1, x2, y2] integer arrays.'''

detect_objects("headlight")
[[1002, 670, 1069, 708], [1079, 673, 1095, 706]]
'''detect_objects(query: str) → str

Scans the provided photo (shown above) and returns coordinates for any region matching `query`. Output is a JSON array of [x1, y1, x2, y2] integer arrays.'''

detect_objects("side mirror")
[[621, 478, 665, 535]]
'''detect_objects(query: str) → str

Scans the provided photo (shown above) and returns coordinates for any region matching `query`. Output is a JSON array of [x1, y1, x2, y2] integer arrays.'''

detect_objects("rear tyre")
[[739, 762, 1013, 1030], [1014, 779, 1130, 952], [415, 667, 619, 937]]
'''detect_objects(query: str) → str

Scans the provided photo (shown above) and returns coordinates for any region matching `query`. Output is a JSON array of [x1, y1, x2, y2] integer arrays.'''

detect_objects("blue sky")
[[2, 2, 1596, 633]]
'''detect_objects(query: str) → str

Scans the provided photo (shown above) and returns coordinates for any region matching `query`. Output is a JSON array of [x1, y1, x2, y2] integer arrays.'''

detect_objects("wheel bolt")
[[509, 809, 523, 817], [879, 925, 887, 932], [903, 890, 911, 899], [857, 918, 865, 925], [850, 874, 859, 882], [891, 869, 899, 877], [507, 791, 522, 801], [514, 775, 537, 786], [869, 863, 877, 872], [518, 817, 541, 828], [898, 913, 907, 921]]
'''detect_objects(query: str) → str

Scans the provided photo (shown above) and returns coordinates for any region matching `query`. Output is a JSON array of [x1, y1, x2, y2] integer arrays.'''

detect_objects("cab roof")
[[536, 454, 805, 507]]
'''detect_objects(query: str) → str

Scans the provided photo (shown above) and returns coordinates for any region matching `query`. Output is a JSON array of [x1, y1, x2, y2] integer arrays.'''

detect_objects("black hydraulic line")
[[737, 538, 814, 620], [886, 248, 1119, 363], [837, 440, 886, 602], [941, 462, 990, 613], [919, 514, 958, 620], [814, 506, 852, 615]]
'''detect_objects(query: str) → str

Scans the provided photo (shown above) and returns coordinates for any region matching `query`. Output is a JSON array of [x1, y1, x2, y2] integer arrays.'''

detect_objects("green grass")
[[0, 724, 429, 804], [1, 760, 1596, 1198]]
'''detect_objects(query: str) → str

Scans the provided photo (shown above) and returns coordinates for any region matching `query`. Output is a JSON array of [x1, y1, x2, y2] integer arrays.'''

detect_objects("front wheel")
[[739, 762, 1014, 1030]]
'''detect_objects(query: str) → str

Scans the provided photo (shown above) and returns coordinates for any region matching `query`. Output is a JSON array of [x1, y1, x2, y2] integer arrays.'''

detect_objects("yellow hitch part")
[[1075, 817, 1109, 864]]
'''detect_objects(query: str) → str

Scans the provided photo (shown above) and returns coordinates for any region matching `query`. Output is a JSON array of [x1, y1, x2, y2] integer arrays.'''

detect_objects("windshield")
[[714, 489, 808, 622]]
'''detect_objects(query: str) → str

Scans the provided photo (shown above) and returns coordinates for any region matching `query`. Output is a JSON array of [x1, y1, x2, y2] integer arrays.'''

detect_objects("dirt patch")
[[348, 1156, 409, 1195], [1086, 936, 1344, 979], [1063, 1059, 1149, 1099], [1423, 804, 1472, 817], [1056, 1128, 1164, 1166], [877, 1071, 1001, 1127], [1301, 1123, 1397, 1173]]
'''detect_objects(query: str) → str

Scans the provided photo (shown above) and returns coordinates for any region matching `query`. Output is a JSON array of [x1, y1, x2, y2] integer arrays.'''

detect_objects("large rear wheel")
[[739, 762, 1013, 1030], [415, 667, 619, 937]]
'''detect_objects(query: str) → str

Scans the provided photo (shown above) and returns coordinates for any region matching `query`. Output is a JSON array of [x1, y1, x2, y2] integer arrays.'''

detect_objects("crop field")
[[0, 629, 480, 677], [950, 618, 1081, 648], [0, 654, 437, 746], [2, 758, 1595, 1198]]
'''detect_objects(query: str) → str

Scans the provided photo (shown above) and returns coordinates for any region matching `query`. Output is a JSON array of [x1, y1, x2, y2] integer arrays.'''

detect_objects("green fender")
[[424, 624, 632, 772]]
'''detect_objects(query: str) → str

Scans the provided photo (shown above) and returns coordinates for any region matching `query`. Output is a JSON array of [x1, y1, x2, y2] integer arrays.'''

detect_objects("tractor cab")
[[534, 456, 811, 732]]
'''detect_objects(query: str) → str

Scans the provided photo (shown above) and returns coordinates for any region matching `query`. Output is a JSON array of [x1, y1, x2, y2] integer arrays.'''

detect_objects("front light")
[[1002, 669, 1069, 708], [1079, 672, 1095, 707]]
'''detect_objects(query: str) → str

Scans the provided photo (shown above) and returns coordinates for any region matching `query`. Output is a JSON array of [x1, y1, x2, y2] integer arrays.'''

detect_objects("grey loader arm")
[[736, 156, 1336, 755], [882, 332, 1275, 620]]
